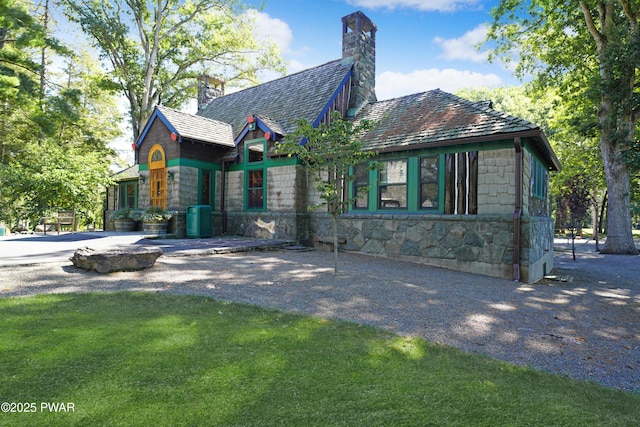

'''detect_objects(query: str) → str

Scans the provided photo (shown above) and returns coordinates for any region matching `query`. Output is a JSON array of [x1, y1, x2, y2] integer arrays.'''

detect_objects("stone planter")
[[114, 219, 136, 232], [143, 221, 168, 234]]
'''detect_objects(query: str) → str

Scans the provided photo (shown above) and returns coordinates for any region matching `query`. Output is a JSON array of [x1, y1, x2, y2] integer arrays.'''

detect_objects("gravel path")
[[1, 243, 639, 393]]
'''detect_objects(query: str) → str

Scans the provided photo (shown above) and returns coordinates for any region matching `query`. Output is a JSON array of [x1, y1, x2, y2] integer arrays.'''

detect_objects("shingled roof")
[[356, 89, 560, 171], [198, 59, 352, 137], [153, 106, 234, 147]]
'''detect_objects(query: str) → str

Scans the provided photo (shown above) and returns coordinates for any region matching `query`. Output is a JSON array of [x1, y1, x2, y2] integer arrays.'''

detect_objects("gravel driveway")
[[1, 240, 638, 393]]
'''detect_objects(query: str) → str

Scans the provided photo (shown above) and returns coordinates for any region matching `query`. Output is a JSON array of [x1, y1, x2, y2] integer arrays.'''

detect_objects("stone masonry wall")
[[520, 215, 554, 281], [174, 166, 198, 210], [226, 170, 244, 211], [477, 148, 515, 215], [308, 212, 553, 283], [267, 165, 298, 212], [226, 212, 308, 242]]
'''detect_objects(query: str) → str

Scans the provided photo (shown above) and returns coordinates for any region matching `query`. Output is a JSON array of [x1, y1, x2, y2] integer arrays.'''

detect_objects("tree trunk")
[[599, 132, 638, 254], [580, 1, 638, 255], [599, 191, 607, 234], [333, 217, 338, 274]]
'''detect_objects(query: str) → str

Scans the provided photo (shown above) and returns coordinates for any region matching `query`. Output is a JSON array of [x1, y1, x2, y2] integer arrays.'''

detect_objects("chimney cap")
[[342, 11, 377, 35]]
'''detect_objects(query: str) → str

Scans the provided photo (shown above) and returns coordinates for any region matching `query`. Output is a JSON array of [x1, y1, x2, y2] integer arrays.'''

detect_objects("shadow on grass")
[[2, 249, 639, 394], [0, 292, 639, 426]]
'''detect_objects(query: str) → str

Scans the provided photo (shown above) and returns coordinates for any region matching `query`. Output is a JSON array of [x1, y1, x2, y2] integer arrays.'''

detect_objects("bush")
[[140, 206, 173, 223], [109, 208, 135, 221]]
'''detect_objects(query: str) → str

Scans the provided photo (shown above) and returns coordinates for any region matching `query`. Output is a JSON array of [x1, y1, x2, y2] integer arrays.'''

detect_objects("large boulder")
[[70, 246, 163, 273]]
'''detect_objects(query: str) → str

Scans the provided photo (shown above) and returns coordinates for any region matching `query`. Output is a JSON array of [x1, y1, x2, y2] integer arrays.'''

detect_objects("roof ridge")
[[210, 58, 346, 100], [158, 104, 231, 126], [442, 90, 541, 130]]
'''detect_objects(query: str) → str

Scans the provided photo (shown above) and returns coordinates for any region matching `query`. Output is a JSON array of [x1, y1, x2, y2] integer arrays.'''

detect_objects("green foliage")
[[1, 292, 639, 426], [140, 206, 173, 223], [276, 112, 377, 273], [59, 0, 287, 140], [487, 0, 640, 254], [109, 207, 134, 221], [0, 0, 121, 230], [277, 112, 378, 220]]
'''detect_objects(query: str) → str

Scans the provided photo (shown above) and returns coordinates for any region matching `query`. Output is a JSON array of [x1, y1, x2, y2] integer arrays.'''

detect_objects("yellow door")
[[148, 144, 167, 209], [149, 168, 166, 209]]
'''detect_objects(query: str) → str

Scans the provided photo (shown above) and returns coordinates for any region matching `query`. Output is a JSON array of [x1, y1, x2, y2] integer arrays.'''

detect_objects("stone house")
[[107, 11, 560, 283]]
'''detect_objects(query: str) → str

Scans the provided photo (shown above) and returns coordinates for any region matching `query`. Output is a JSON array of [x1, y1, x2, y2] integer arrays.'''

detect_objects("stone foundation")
[[309, 213, 553, 283], [225, 212, 308, 243]]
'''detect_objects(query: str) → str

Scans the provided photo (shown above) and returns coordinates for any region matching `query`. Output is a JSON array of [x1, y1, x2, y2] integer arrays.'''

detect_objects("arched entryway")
[[148, 144, 167, 209]]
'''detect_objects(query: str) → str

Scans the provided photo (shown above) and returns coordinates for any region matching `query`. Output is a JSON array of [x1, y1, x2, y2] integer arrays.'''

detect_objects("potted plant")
[[140, 206, 173, 234], [109, 208, 137, 232]]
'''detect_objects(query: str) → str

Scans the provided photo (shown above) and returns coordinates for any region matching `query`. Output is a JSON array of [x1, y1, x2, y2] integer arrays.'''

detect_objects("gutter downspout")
[[221, 160, 227, 235], [513, 138, 522, 281]]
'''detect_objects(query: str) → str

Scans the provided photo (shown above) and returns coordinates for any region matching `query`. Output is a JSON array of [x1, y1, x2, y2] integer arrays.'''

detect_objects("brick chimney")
[[342, 11, 377, 115], [197, 75, 225, 111]]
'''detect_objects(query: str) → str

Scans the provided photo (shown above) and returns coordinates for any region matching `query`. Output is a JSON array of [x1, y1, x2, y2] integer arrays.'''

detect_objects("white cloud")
[[376, 68, 502, 100], [345, 0, 481, 12], [246, 9, 293, 54], [433, 24, 489, 62]]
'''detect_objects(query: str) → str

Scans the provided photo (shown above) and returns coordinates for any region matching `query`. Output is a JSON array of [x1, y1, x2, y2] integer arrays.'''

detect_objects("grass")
[[0, 293, 638, 426]]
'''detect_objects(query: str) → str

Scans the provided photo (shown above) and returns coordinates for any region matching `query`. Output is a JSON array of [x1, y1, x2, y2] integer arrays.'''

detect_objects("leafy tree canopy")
[[487, 0, 639, 254], [60, 0, 287, 140]]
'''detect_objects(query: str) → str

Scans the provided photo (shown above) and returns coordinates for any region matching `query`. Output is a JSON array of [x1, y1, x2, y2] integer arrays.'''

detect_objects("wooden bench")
[[43, 210, 76, 235]]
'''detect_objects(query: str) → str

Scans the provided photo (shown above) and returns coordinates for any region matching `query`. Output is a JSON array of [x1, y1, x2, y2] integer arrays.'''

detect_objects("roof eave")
[[373, 129, 561, 172]]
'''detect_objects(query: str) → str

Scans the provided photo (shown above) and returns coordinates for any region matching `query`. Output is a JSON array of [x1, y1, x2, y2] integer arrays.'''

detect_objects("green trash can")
[[0, 227, 4, 237], [186, 205, 212, 238]]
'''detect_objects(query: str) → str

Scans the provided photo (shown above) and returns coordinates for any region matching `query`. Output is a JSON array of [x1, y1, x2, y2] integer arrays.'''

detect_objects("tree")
[[60, 0, 286, 141], [488, 0, 639, 255], [559, 175, 593, 259], [277, 112, 377, 274], [1, 0, 121, 230]]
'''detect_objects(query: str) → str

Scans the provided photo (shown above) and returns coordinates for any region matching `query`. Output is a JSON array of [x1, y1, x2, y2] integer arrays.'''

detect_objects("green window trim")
[[349, 154, 445, 214], [378, 159, 408, 210], [117, 181, 138, 209], [244, 138, 267, 211], [199, 169, 214, 207], [531, 156, 548, 200]]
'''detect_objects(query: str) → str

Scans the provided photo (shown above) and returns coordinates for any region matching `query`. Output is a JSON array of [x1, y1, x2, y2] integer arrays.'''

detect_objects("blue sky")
[[250, 0, 517, 100]]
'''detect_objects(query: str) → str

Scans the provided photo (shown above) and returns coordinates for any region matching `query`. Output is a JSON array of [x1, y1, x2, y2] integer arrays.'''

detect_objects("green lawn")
[[1, 293, 638, 426]]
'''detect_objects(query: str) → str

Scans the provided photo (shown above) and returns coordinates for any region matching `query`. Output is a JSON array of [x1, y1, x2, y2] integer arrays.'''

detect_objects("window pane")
[[420, 157, 438, 182], [354, 189, 368, 209], [202, 171, 211, 205], [379, 185, 407, 208], [420, 183, 438, 209], [380, 160, 406, 184], [248, 189, 263, 208], [126, 183, 135, 208], [247, 143, 264, 163], [247, 170, 264, 208], [420, 157, 439, 210], [355, 163, 368, 185], [353, 164, 369, 209]]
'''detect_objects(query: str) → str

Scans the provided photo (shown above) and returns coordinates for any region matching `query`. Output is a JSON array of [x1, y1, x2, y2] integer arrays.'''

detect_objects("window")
[[531, 157, 548, 200], [247, 169, 264, 209], [353, 163, 369, 209], [201, 170, 211, 206], [247, 142, 264, 163], [118, 182, 137, 209], [420, 157, 439, 209], [244, 139, 266, 210], [378, 159, 407, 209]]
